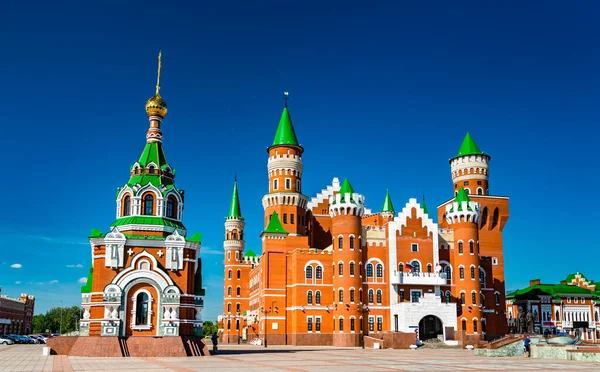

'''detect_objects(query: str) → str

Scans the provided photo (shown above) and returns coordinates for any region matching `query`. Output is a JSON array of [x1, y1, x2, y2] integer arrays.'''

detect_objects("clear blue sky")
[[1, 1, 598, 321]]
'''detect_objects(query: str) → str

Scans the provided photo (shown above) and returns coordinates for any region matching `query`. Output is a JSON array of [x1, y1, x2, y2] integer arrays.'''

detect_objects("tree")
[[33, 306, 82, 334], [202, 320, 218, 338]]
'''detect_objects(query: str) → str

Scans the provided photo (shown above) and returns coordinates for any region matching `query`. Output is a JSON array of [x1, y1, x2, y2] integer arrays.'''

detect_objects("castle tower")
[[381, 190, 395, 221], [450, 133, 491, 196], [223, 178, 245, 321], [329, 178, 365, 347], [262, 97, 308, 236], [80, 53, 205, 341], [445, 187, 482, 336]]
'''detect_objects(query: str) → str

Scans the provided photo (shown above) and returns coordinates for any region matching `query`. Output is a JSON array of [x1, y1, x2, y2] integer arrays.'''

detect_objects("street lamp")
[[358, 304, 369, 349], [261, 300, 278, 348], [236, 310, 241, 344], [60, 300, 64, 335]]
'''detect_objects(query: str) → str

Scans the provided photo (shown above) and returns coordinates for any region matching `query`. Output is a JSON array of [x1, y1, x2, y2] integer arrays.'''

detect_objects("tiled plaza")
[[0, 343, 598, 371]]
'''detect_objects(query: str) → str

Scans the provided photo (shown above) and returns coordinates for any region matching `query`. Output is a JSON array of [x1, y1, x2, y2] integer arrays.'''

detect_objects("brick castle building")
[[506, 272, 599, 343], [220, 101, 510, 347], [0, 291, 35, 335], [78, 53, 205, 338]]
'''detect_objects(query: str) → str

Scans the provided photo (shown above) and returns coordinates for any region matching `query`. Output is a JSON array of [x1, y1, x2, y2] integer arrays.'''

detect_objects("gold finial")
[[156, 50, 162, 95]]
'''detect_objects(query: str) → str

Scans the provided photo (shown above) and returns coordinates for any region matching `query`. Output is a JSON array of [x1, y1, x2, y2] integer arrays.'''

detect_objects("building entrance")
[[419, 315, 443, 341]]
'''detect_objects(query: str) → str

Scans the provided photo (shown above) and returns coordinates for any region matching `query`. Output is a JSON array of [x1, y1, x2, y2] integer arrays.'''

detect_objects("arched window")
[[461, 319, 467, 331], [458, 242, 463, 254], [227, 303, 231, 313], [236, 287, 241, 296], [366, 263, 374, 278], [411, 261, 420, 273], [368, 289, 374, 303], [166, 197, 176, 218], [459, 267, 465, 279], [227, 286, 232, 296], [148, 165, 155, 174], [306, 266, 313, 279], [376, 290, 382, 304], [123, 196, 131, 216], [398, 263, 404, 272], [236, 303, 240, 312], [338, 237, 343, 249], [307, 291, 313, 304], [135, 292, 149, 325], [480, 293, 485, 307], [491, 208, 499, 229], [479, 269, 485, 285], [349, 236, 354, 249], [469, 241, 474, 254], [470, 266, 475, 279], [350, 289, 355, 302], [350, 262, 355, 276], [472, 292, 477, 305], [473, 319, 478, 333], [444, 266, 452, 282], [339, 289, 344, 303], [237, 269, 241, 279], [556, 310, 560, 321], [228, 269, 232, 279], [495, 293, 500, 305], [480, 207, 488, 228], [339, 262, 344, 276], [445, 290, 451, 304], [477, 188, 483, 195], [376, 264, 383, 277], [339, 318, 344, 332], [315, 291, 321, 304], [143, 194, 154, 215], [315, 266, 322, 279], [460, 292, 465, 304], [427, 264, 432, 273]]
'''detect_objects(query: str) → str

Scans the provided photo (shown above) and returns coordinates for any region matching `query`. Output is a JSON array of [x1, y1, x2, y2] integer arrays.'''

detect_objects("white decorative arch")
[[113, 251, 173, 291]]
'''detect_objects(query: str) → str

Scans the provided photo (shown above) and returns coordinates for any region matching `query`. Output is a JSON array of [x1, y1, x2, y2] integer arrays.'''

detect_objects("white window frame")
[[410, 289, 422, 303], [411, 243, 418, 252], [273, 179, 278, 190]]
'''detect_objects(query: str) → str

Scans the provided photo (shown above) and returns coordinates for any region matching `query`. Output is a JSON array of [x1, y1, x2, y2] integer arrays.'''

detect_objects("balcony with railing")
[[392, 270, 448, 286]]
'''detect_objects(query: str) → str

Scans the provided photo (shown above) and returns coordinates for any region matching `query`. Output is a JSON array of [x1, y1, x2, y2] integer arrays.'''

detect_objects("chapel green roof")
[[110, 216, 186, 230], [244, 249, 257, 258], [80, 264, 94, 294], [506, 283, 599, 301], [455, 132, 483, 158], [187, 233, 202, 243], [271, 106, 300, 147], [263, 211, 288, 234], [565, 272, 590, 283], [382, 190, 395, 213], [227, 179, 243, 219], [126, 141, 175, 188]]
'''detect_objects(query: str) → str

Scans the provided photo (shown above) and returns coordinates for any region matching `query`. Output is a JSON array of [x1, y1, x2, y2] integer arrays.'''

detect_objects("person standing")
[[523, 334, 531, 357], [211, 333, 219, 353]]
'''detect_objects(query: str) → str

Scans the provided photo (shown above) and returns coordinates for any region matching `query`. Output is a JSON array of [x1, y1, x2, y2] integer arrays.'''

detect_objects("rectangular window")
[[290, 214, 295, 224], [477, 180, 482, 185], [464, 181, 469, 186], [368, 317, 374, 331], [301, 215, 305, 226], [400, 290, 405, 301], [307, 317, 313, 332], [339, 318, 344, 332], [296, 180, 301, 191], [458, 242, 463, 254], [273, 179, 278, 190], [411, 243, 418, 252], [235, 251, 239, 260], [315, 317, 321, 331], [377, 317, 383, 331], [350, 290, 355, 303], [285, 178, 291, 189], [411, 290, 421, 303], [350, 318, 355, 331], [460, 267, 464, 279], [283, 213, 287, 223]]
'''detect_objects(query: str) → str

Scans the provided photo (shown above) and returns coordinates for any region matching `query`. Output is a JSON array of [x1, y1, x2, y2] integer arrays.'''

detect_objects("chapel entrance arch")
[[419, 315, 443, 341]]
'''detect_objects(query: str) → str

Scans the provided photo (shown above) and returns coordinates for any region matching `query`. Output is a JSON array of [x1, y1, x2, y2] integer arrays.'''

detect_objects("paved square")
[[1, 344, 598, 371]]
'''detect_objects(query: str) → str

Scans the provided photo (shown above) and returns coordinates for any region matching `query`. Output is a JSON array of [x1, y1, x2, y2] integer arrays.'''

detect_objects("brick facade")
[[0, 293, 35, 335]]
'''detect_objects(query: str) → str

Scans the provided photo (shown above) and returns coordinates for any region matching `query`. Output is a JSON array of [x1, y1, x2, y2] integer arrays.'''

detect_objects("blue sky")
[[1, 1, 598, 321]]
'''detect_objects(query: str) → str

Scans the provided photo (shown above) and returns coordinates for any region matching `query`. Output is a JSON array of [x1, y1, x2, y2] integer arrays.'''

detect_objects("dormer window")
[[166, 196, 177, 219], [148, 165, 155, 174]]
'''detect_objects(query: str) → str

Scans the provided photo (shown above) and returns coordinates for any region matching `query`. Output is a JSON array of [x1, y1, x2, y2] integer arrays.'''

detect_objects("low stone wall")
[[46, 336, 210, 357], [567, 349, 600, 362], [382, 332, 415, 349], [363, 336, 385, 349], [531, 344, 576, 360]]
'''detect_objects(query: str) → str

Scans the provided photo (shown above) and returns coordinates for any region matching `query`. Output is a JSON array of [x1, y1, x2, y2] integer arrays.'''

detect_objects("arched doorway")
[[419, 315, 443, 341]]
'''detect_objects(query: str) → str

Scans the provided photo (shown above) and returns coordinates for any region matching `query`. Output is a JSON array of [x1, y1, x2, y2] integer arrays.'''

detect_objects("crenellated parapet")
[[329, 191, 365, 217], [262, 192, 309, 209], [268, 153, 303, 176], [445, 199, 480, 224]]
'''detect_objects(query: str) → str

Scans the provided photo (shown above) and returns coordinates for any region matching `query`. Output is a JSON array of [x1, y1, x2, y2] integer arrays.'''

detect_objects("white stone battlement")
[[307, 178, 341, 210], [243, 256, 259, 264], [328, 192, 365, 217], [451, 154, 490, 182], [225, 219, 245, 231], [262, 193, 308, 209], [223, 240, 243, 249], [445, 200, 480, 224]]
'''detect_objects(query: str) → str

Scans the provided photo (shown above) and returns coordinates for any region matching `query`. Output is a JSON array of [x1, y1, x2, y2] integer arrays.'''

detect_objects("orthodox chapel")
[[78, 53, 205, 339], [220, 101, 510, 347]]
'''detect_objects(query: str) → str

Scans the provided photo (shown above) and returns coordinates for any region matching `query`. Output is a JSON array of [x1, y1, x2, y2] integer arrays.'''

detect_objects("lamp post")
[[261, 300, 278, 348], [59, 300, 64, 335], [236, 310, 241, 344], [358, 304, 369, 349]]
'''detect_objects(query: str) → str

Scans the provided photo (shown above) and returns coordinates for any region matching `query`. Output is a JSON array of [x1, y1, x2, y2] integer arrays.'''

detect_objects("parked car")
[[0, 336, 15, 345], [30, 335, 46, 344], [6, 334, 24, 344]]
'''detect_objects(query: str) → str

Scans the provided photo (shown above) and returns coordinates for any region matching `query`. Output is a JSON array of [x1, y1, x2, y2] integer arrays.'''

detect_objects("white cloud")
[[78, 277, 88, 284], [49, 280, 59, 284], [200, 248, 222, 255], [66, 264, 84, 268], [10, 263, 22, 269], [15, 281, 21, 284]]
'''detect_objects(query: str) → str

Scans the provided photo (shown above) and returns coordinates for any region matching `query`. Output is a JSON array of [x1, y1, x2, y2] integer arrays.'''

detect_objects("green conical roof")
[[454, 187, 472, 211], [227, 179, 242, 219], [80, 264, 93, 293], [263, 211, 288, 234], [128, 141, 174, 187], [421, 195, 429, 215], [456, 132, 483, 157], [244, 249, 257, 258], [382, 190, 395, 213], [271, 106, 300, 147], [338, 178, 355, 203]]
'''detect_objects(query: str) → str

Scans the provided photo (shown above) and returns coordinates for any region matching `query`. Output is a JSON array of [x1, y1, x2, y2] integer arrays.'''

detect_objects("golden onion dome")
[[145, 93, 168, 117]]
